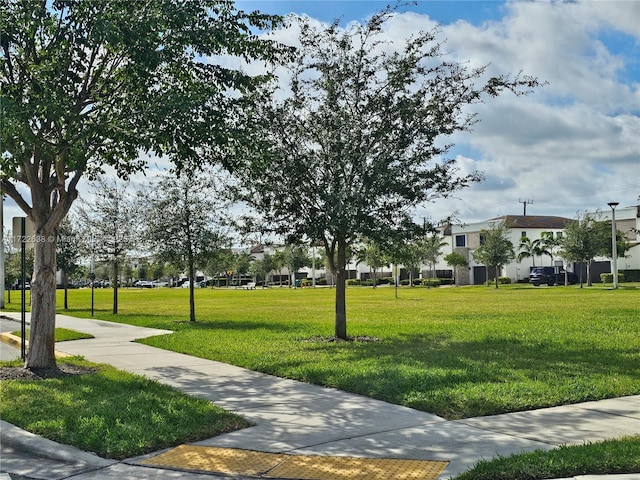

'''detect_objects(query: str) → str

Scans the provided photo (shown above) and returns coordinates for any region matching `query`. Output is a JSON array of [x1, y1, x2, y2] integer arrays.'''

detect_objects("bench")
[[242, 282, 256, 290]]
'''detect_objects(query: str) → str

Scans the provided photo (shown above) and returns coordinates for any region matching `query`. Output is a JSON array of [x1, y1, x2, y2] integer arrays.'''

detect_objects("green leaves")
[[1, 0, 287, 205]]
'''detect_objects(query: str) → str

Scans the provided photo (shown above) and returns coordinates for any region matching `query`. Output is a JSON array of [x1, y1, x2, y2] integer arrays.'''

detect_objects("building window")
[[479, 233, 487, 245], [455, 235, 466, 247], [521, 231, 527, 239], [556, 232, 563, 240]]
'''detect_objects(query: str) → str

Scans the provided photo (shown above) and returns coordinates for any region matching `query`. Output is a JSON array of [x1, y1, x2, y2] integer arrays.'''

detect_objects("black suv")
[[529, 267, 578, 286]]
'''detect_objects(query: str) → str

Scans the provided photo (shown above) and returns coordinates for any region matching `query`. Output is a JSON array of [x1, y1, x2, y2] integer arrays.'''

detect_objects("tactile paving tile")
[[142, 445, 448, 480], [265, 455, 448, 480], [141, 445, 287, 476]]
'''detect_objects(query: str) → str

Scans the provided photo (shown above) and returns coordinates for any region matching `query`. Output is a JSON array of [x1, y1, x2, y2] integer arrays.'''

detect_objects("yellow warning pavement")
[[142, 445, 448, 480]]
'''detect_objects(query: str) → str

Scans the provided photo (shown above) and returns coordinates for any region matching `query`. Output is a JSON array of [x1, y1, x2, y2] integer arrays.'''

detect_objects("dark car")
[[529, 267, 578, 286]]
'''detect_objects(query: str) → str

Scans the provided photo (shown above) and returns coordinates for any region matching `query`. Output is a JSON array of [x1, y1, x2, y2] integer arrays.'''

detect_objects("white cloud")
[[4, 1, 639, 235]]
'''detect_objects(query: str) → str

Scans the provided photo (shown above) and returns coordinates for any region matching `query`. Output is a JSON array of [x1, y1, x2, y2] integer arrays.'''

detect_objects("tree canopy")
[[235, 7, 541, 337], [558, 212, 619, 287], [140, 171, 229, 321], [472, 222, 515, 289], [0, 0, 286, 368]]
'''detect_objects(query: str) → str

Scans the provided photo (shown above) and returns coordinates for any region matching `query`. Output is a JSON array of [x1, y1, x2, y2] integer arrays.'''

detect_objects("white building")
[[438, 206, 640, 285], [446, 215, 572, 285]]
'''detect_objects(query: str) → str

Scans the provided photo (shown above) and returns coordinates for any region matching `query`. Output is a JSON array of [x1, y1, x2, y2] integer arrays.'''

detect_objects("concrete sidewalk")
[[1, 312, 639, 480]]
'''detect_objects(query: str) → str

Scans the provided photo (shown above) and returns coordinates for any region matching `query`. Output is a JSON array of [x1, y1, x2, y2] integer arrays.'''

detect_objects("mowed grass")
[[0, 357, 250, 459], [5, 284, 640, 419]]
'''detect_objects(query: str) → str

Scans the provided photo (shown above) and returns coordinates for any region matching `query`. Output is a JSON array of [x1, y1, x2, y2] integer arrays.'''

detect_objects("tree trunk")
[[188, 254, 196, 322], [334, 241, 347, 340], [63, 269, 69, 309], [587, 260, 593, 287], [112, 260, 119, 314], [27, 233, 57, 369]]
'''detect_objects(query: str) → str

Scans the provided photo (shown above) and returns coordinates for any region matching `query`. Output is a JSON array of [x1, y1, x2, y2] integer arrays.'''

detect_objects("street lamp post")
[[607, 202, 619, 289]]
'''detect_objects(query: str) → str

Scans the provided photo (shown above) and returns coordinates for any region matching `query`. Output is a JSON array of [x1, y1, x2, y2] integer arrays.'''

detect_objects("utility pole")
[[518, 199, 533, 216]]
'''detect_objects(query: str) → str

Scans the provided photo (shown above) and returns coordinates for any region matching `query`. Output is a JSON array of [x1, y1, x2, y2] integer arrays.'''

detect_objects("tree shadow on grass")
[[264, 332, 640, 419]]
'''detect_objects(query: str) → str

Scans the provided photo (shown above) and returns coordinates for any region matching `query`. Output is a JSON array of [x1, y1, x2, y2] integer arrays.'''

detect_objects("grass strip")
[[11, 328, 94, 342], [0, 357, 250, 459], [452, 436, 640, 479]]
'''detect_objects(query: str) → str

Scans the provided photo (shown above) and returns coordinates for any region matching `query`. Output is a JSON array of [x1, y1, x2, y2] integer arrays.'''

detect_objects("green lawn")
[[0, 357, 249, 459], [3, 284, 639, 478], [5, 284, 638, 419]]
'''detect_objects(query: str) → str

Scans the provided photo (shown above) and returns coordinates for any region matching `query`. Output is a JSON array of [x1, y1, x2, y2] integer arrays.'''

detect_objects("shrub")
[[315, 278, 327, 285], [379, 277, 392, 285], [346, 279, 360, 286], [422, 278, 441, 287], [400, 279, 410, 286], [600, 272, 625, 284]]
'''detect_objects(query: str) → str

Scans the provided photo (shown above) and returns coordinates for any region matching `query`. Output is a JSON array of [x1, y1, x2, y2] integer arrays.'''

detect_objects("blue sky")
[[3, 0, 639, 235], [234, 0, 639, 223], [238, 0, 508, 26]]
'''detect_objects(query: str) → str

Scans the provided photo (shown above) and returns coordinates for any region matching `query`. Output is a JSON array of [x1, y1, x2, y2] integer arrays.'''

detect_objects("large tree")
[[0, 0, 284, 368], [472, 222, 515, 289], [235, 8, 540, 338]]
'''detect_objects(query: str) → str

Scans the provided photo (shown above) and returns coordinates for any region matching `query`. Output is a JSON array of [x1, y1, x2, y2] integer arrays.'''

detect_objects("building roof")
[[487, 215, 573, 229]]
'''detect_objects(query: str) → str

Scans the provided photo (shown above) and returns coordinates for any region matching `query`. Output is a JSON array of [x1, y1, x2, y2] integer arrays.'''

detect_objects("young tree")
[[272, 249, 287, 287], [422, 233, 449, 282], [235, 8, 540, 338], [3, 239, 34, 304], [206, 247, 234, 288], [1, 0, 285, 369], [472, 222, 515, 289], [358, 241, 390, 288], [282, 244, 310, 288], [392, 242, 423, 287], [558, 213, 610, 287], [232, 252, 254, 286], [141, 172, 228, 322], [56, 218, 81, 309], [76, 177, 138, 314], [391, 233, 446, 287], [250, 253, 276, 287], [444, 252, 468, 286]]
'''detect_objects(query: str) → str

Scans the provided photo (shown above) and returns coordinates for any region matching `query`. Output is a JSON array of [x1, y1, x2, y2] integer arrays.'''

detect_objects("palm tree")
[[539, 231, 558, 265], [517, 236, 552, 267], [422, 233, 448, 282]]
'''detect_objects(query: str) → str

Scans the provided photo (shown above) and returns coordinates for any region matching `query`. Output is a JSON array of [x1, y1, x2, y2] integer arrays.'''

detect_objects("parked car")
[[135, 280, 154, 288], [12, 281, 30, 290], [152, 280, 168, 287], [529, 267, 578, 286]]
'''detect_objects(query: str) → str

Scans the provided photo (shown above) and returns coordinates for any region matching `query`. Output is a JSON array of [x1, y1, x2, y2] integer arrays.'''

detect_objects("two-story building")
[[448, 215, 572, 285]]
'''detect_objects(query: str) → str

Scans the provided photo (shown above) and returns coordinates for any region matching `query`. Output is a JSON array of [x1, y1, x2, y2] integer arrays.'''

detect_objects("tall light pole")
[[607, 202, 619, 289]]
